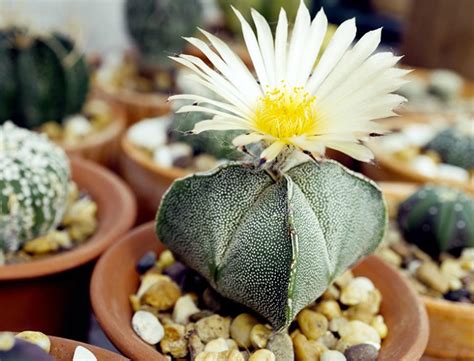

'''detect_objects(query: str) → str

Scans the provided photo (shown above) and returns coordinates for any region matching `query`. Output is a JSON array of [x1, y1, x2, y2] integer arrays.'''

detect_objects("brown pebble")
[[142, 279, 181, 310], [344, 343, 378, 361]]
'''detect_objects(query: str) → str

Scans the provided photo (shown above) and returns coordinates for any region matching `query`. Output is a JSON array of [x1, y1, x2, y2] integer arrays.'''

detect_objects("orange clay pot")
[[91, 222, 429, 361], [381, 182, 474, 360], [49, 336, 128, 361], [0, 157, 136, 340]]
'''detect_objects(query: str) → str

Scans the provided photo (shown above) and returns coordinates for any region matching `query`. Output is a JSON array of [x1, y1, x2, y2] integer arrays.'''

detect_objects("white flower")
[[169, 1, 408, 164]]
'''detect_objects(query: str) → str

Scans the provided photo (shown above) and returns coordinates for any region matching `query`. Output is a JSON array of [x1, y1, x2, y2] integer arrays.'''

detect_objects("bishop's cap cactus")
[[0, 122, 70, 252]]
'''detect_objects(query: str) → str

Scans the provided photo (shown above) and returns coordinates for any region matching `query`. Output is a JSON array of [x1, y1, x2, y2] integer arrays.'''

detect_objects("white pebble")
[[402, 124, 437, 147], [127, 117, 170, 151], [132, 311, 164, 345], [380, 134, 409, 153], [437, 164, 469, 182], [153, 142, 193, 168], [204, 338, 229, 352], [15, 331, 50, 353], [340, 277, 375, 306], [73, 345, 97, 361], [64, 115, 92, 137], [410, 155, 438, 177], [173, 294, 201, 325], [339, 320, 381, 346], [429, 69, 463, 98], [321, 350, 347, 361]]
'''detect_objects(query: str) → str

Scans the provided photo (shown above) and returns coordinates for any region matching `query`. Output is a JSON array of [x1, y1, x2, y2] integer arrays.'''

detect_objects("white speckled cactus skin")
[[0, 122, 70, 252], [156, 160, 387, 330]]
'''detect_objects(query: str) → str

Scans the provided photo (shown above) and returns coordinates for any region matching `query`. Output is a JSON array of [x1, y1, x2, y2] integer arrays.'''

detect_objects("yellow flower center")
[[254, 86, 318, 140]]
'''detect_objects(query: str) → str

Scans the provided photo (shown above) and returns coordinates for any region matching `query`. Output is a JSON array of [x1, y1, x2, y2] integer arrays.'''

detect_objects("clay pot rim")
[[369, 115, 474, 193], [49, 335, 129, 360], [91, 222, 429, 361], [121, 134, 188, 180], [380, 181, 474, 312], [0, 157, 137, 280]]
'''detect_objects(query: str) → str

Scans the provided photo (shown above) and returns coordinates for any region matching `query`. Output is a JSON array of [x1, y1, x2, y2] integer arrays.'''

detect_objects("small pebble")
[[160, 324, 188, 358], [142, 278, 181, 310], [127, 117, 170, 151], [297, 310, 328, 340], [72, 345, 97, 361], [0, 333, 14, 351], [250, 324, 272, 349], [196, 350, 244, 361], [204, 338, 229, 352], [315, 300, 341, 320], [444, 288, 471, 302], [153, 142, 193, 168], [230, 313, 259, 348], [173, 294, 200, 325], [293, 333, 327, 361], [416, 262, 450, 293], [344, 343, 379, 361], [339, 321, 381, 347], [132, 311, 164, 345], [15, 331, 50, 353], [267, 333, 294, 361], [321, 350, 347, 361], [195, 315, 231, 343], [340, 277, 375, 306], [370, 315, 388, 339], [248, 350, 276, 361], [317, 331, 337, 349], [136, 251, 157, 274]]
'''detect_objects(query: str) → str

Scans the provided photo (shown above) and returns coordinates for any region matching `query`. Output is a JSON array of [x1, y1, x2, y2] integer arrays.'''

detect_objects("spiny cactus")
[[0, 122, 70, 252], [425, 125, 474, 170], [156, 160, 386, 330], [397, 185, 474, 258], [0, 27, 89, 129], [125, 0, 203, 69]]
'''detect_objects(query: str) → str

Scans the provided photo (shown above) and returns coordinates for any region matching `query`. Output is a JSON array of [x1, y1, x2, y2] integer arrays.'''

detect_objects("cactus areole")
[[156, 2, 406, 330], [0, 27, 89, 129], [0, 122, 70, 252]]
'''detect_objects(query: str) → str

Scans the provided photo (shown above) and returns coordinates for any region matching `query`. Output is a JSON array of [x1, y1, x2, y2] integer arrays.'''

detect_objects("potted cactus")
[[362, 115, 474, 192], [0, 27, 126, 167], [378, 183, 474, 359], [92, 2, 429, 360], [0, 123, 136, 338], [92, 0, 204, 125]]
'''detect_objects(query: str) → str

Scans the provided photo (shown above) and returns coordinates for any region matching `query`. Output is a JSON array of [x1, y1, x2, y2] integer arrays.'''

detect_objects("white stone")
[[173, 294, 200, 325], [437, 164, 469, 182], [340, 277, 375, 305], [73, 345, 97, 361], [402, 124, 437, 147], [15, 331, 51, 353], [339, 320, 381, 346], [321, 350, 347, 361], [204, 338, 229, 352], [132, 311, 165, 345], [429, 69, 464, 98], [379, 133, 409, 153], [410, 155, 438, 178], [397, 79, 427, 100], [153, 142, 193, 168], [64, 115, 93, 137], [127, 117, 171, 151], [248, 349, 276, 361]]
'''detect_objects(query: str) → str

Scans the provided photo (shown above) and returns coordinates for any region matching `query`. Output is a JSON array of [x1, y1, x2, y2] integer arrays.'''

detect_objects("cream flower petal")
[[251, 9, 276, 86], [232, 132, 265, 147], [192, 118, 249, 134], [319, 141, 374, 162], [176, 105, 252, 125], [169, 94, 251, 118], [260, 141, 285, 163], [274, 9, 288, 83]]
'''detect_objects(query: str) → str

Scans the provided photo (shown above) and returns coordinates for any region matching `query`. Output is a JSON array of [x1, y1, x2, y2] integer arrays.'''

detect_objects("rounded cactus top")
[[397, 185, 474, 258], [0, 122, 70, 252]]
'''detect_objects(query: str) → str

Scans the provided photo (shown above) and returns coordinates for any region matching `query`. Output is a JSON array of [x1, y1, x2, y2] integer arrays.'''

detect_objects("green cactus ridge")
[[425, 127, 474, 170], [0, 28, 89, 129], [0, 122, 70, 252], [156, 160, 386, 329], [397, 185, 474, 258]]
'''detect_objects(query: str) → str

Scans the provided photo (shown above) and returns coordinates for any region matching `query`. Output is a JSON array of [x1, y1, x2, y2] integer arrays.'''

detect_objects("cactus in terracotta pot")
[[157, 1, 406, 333], [0, 122, 70, 252], [425, 122, 474, 170], [0, 27, 89, 129], [125, 0, 203, 69], [397, 185, 474, 258]]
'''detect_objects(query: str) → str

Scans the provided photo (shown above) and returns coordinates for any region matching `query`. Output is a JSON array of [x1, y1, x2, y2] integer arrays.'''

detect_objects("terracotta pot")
[[380, 182, 474, 360], [362, 115, 474, 193], [0, 157, 136, 340], [91, 222, 429, 361], [49, 336, 128, 361], [92, 87, 171, 127]]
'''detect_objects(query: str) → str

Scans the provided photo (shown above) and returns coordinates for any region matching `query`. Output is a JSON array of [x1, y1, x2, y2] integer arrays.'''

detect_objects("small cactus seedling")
[[125, 0, 203, 69], [157, 2, 405, 331], [0, 27, 90, 129], [0, 122, 70, 252], [425, 123, 474, 170], [397, 185, 474, 258]]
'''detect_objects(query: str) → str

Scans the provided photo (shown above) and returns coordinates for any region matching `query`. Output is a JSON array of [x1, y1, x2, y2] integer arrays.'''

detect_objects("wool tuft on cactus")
[[397, 185, 474, 258], [0, 122, 70, 252], [157, 1, 406, 332], [0, 27, 89, 129]]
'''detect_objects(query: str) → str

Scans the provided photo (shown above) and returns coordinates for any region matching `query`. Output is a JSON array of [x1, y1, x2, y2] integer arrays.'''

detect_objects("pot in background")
[[0, 157, 136, 340], [381, 182, 474, 360], [91, 222, 429, 361]]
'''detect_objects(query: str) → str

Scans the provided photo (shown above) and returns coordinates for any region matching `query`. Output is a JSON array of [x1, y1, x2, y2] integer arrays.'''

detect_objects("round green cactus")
[[397, 185, 474, 258], [125, 0, 203, 69], [0, 122, 70, 252], [0, 27, 90, 129], [425, 126, 474, 170], [156, 160, 386, 330]]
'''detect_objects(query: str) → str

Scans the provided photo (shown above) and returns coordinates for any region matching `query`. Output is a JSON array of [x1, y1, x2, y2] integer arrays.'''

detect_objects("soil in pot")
[[0, 157, 136, 340], [91, 223, 428, 361], [378, 182, 474, 359], [0, 331, 128, 360]]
